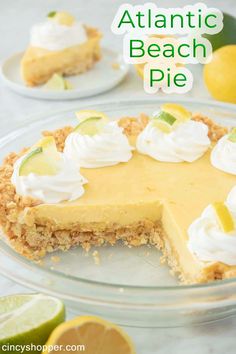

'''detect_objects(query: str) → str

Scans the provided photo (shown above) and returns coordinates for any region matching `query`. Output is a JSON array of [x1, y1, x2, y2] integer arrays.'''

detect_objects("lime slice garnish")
[[161, 103, 192, 123], [75, 110, 108, 122], [47, 11, 57, 18], [152, 111, 177, 133], [74, 110, 109, 136], [19, 136, 60, 176], [44, 74, 73, 91], [212, 202, 235, 233], [74, 117, 107, 136], [0, 294, 65, 348], [64, 79, 74, 90], [49, 11, 75, 26], [228, 128, 236, 142]]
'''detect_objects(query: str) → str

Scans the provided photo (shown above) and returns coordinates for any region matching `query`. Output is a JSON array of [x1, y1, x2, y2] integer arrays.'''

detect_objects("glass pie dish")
[[0, 98, 236, 328]]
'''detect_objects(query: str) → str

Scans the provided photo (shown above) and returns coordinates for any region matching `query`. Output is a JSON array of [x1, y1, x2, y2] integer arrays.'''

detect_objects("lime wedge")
[[212, 202, 235, 233], [74, 117, 106, 136], [45, 74, 65, 91], [74, 110, 109, 136], [50, 11, 75, 26], [75, 110, 108, 123], [37, 136, 57, 152], [161, 103, 191, 123], [47, 11, 57, 18], [0, 294, 65, 351], [228, 128, 236, 142], [44, 74, 73, 91], [152, 111, 177, 133], [19, 137, 60, 176], [64, 79, 74, 90]]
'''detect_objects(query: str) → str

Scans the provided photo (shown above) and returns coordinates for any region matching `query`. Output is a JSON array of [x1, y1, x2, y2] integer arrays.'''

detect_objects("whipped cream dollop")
[[64, 121, 133, 168], [227, 186, 236, 212], [136, 119, 210, 162], [30, 20, 87, 51], [211, 135, 236, 175], [188, 205, 236, 265], [11, 153, 87, 204]]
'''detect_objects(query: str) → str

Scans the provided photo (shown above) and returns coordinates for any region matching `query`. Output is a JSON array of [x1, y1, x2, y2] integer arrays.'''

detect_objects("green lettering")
[[193, 38, 206, 58], [178, 43, 190, 58], [118, 10, 135, 28], [174, 73, 187, 87], [150, 69, 164, 87], [170, 14, 184, 28], [130, 40, 145, 58], [147, 44, 160, 58], [163, 44, 174, 58], [154, 14, 166, 28], [136, 11, 145, 28], [205, 14, 217, 28]]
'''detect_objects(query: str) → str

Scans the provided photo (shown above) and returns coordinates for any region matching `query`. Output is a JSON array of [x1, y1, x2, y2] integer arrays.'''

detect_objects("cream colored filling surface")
[[26, 149, 236, 280]]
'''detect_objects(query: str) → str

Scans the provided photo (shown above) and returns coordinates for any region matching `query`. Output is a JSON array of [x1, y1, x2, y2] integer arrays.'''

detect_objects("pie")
[[0, 109, 235, 284], [21, 12, 102, 86]]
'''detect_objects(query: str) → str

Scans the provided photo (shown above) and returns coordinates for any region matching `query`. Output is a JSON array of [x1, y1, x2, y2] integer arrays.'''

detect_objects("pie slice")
[[21, 26, 102, 87], [0, 112, 235, 284]]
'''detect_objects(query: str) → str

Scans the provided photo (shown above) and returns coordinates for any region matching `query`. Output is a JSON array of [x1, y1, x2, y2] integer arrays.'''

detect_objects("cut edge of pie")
[[20, 26, 102, 86], [0, 113, 234, 285]]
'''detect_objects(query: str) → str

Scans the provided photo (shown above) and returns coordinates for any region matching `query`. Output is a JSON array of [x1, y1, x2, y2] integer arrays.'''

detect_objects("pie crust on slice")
[[21, 26, 102, 86], [0, 114, 235, 284]]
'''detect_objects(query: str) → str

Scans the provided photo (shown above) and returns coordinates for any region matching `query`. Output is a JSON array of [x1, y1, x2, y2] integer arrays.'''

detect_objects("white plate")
[[0, 48, 129, 100]]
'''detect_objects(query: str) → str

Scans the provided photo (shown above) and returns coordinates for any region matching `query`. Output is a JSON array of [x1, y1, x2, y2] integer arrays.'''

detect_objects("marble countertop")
[[0, 0, 236, 353]]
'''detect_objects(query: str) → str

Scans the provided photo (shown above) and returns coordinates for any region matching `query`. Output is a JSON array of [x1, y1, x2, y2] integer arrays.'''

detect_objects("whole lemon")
[[203, 45, 236, 104]]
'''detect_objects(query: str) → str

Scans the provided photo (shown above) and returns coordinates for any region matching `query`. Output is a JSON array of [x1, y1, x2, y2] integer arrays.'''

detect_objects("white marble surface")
[[0, 0, 236, 353]]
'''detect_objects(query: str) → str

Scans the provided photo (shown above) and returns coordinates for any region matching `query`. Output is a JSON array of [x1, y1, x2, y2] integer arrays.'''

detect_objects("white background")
[[0, 1, 236, 353]]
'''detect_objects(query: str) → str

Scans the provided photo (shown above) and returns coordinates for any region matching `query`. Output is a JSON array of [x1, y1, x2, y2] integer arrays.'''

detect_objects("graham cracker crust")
[[0, 114, 230, 283]]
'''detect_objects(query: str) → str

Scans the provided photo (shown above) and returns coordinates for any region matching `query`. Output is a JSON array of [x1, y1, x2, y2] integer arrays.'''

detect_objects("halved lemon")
[[152, 111, 177, 133], [228, 128, 236, 143], [212, 202, 235, 233], [42, 315, 136, 354], [19, 137, 60, 176], [161, 103, 192, 123], [48, 11, 75, 26]]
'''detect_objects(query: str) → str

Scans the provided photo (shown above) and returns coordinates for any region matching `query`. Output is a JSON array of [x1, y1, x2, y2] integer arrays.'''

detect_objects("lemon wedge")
[[48, 11, 75, 26], [44, 74, 73, 91], [152, 111, 177, 133], [212, 202, 235, 233], [19, 137, 60, 176], [228, 128, 236, 143], [161, 103, 191, 123], [42, 315, 136, 354]]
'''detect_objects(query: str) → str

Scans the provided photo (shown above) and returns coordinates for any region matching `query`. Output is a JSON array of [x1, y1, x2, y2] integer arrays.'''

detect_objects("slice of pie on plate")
[[20, 11, 102, 86], [1, 104, 236, 284]]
